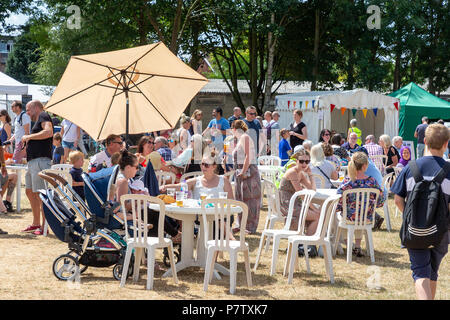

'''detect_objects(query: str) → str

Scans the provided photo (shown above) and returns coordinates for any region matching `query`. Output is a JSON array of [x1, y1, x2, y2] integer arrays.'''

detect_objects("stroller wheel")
[[113, 261, 133, 281], [66, 251, 88, 274], [53, 254, 80, 281]]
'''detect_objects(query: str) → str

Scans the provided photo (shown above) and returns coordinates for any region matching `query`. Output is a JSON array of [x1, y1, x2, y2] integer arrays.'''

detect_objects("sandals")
[[352, 247, 365, 257]]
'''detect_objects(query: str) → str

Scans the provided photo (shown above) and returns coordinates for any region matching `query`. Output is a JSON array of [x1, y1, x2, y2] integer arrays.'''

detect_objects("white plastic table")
[[149, 199, 243, 280], [6, 165, 28, 213]]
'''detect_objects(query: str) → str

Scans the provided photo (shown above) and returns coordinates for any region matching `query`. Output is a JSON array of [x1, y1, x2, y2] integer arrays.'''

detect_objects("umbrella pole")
[[125, 89, 130, 147]]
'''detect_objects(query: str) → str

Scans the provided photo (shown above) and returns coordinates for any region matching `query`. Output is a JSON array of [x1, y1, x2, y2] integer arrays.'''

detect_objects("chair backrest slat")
[[342, 188, 380, 227], [258, 156, 281, 166], [314, 195, 341, 239], [120, 194, 166, 245], [201, 199, 248, 249], [284, 190, 316, 232]]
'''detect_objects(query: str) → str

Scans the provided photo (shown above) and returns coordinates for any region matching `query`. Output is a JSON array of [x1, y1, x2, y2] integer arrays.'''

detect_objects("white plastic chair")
[[154, 170, 176, 187], [258, 155, 282, 166], [284, 194, 341, 284], [180, 171, 203, 182], [201, 199, 252, 295], [370, 155, 387, 175], [262, 179, 285, 251], [119, 194, 178, 290], [333, 188, 381, 264], [51, 164, 74, 172], [41, 169, 74, 237], [253, 189, 316, 275], [311, 173, 326, 189], [381, 172, 395, 231]]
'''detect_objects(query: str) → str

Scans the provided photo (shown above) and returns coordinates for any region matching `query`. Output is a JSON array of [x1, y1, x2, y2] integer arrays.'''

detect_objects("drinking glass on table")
[[176, 191, 185, 207], [219, 192, 228, 199], [200, 192, 208, 201]]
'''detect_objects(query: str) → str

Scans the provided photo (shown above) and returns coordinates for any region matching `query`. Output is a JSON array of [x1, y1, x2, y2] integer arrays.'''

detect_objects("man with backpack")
[[7, 100, 31, 164], [391, 123, 450, 300]]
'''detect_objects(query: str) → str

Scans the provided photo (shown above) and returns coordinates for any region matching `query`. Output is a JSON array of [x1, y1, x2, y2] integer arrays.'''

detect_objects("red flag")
[[394, 101, 399, 110], [288, 100, 291, 108], [330, 104, 336, 112]]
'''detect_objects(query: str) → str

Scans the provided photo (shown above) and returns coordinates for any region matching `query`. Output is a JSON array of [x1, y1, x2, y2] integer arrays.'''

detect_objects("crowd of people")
[[0, 99, 448, 300]]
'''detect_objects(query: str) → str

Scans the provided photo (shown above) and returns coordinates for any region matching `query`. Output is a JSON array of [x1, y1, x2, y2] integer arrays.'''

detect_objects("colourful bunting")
[[341, 107, 347, 115], [362, 109, 368, 118], [312, 100, 315, 108], [305, 101, 309, 109], [293, 101, 297, 108], [288, 100, 290, 108], [373, 108, 378, 116], [299, 101, 303, 109], [352, 109, 357, 116], [330, 104, 336, 112], [394, 102, 399, 110]]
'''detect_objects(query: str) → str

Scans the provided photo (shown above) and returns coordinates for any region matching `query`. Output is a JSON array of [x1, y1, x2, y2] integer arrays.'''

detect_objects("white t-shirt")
[[88, 150, 111, 172], [61, 119, 79, 142], [13, 111, 31, 145]]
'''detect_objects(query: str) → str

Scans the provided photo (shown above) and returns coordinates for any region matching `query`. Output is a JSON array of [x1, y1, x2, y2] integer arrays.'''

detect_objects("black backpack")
[[400, 160, 450, 249]]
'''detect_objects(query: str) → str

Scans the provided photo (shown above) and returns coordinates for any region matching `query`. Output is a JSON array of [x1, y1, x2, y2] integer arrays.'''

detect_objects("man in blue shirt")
[[227, 107, 244, 127], [243, 106, 265, 156], [391, 123, 449, 300], [414, 116, 429, 158], [204, 107, 230, 151]]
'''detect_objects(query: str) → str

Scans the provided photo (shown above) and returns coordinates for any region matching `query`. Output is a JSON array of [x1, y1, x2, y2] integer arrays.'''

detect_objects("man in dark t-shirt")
[[414, 116, 429, 158], [21, 100, 54, 235], [243, 106, 265, 156]]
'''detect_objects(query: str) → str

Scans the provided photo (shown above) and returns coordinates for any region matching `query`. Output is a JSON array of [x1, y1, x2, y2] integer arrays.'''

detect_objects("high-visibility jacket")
[[348, 126, 362, 146]]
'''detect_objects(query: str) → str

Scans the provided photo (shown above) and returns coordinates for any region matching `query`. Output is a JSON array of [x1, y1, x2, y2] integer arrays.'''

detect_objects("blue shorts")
[[407, 231, 449, 281], [62, 140, 76, 150]]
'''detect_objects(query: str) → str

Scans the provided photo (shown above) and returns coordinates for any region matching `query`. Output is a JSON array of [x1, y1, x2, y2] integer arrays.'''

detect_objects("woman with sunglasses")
[[319, 129, 332, 144], [278, 149, 320, 235]]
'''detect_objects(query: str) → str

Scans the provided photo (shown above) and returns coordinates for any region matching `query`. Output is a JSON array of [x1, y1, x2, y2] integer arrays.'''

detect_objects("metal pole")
[[125, 89, 129, 146]]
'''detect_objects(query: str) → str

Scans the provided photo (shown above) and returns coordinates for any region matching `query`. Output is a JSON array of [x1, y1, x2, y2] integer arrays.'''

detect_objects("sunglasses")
[[112, 141, 123, 145], [201, 162, 213, 168], [248, 112, 257, 116], [323, 133, 330, 136], [297, 159, 310, 164]]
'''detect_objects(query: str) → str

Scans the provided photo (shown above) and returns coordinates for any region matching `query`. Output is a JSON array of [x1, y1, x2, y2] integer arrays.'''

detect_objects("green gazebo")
[[389, 82, 450, 149]]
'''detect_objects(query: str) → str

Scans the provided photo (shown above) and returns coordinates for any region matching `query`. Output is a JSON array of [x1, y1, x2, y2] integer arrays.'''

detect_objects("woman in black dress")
[[289, 109, 307, 150], [378, 134, 399, 174]]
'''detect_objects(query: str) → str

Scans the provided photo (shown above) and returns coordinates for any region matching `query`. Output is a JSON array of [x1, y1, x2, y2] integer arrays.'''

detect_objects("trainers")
[[0, 228, 7, 235], [22, 225, 41, 233], [298, 244, 305, 257], [3, 200, 13, 213], [307, 245, 318, 258], [352, 247, 365, 257]]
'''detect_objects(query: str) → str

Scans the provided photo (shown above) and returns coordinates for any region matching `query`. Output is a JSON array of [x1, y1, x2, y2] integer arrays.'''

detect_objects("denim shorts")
[[62, 140, 76, 150], [25, 157, 52, 192], [407, 231, 449, 281]]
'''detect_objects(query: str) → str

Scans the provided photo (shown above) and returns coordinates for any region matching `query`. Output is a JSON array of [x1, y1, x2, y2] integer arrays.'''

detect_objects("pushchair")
[[84, 165, 181, 267], [38, 170, 133, 282]]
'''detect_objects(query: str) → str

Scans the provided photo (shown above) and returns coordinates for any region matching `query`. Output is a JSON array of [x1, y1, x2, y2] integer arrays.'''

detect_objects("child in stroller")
[[38, 170, 134, 282]]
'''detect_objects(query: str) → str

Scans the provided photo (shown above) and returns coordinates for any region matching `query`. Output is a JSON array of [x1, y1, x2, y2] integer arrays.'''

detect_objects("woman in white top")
[[178, 114, 192, 152], [161, 152, 233, 199], [190, 109, 203, 135], [309, 143, 338, 188]]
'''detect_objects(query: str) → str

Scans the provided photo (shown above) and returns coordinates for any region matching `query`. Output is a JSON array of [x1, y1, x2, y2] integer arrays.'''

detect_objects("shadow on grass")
[[0, 233, 40, 240], [333, 249, 410, 269]]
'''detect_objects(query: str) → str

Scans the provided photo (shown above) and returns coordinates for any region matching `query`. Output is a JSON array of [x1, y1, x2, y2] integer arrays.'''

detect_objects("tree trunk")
[[311, 8, 320, 91], [249, 27, 258, 110], [346, 48, 355, 90], [263, 13, 276, 112], [169, 0, 183, 53]]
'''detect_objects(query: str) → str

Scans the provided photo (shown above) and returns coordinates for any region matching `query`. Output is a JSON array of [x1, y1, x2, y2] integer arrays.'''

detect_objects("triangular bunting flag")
[[312, 100, 315, 108], [394, 102, 399, 110], [373, 108, 378, 116], [293, 101, 297, 108], [288, 100, 291, 108], [341, 107, 347, 115], [330, 104, 335, 112], [299, 101, 303, 109], [305, 101, 309, 109], [352, 109, 357, 116], [362, 109, 368, 118]]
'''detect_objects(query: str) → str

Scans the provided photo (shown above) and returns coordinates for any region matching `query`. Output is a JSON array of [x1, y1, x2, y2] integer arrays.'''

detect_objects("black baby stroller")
[[38, 171, 133, 281], [84, 165, 182, 267]]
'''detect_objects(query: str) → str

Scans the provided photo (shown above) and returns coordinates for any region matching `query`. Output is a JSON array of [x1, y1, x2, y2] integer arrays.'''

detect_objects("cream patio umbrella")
[[45, 42, 208, 141]]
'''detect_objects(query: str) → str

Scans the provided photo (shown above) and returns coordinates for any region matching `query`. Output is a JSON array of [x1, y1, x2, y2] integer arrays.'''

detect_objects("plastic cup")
[[219, 192, 228, 199], [176, 192, 184, 207], [167, 188, 175, 197]]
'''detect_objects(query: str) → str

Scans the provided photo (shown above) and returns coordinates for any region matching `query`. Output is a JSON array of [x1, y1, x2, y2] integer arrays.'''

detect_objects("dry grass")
[[0, 174, 448, 300]]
